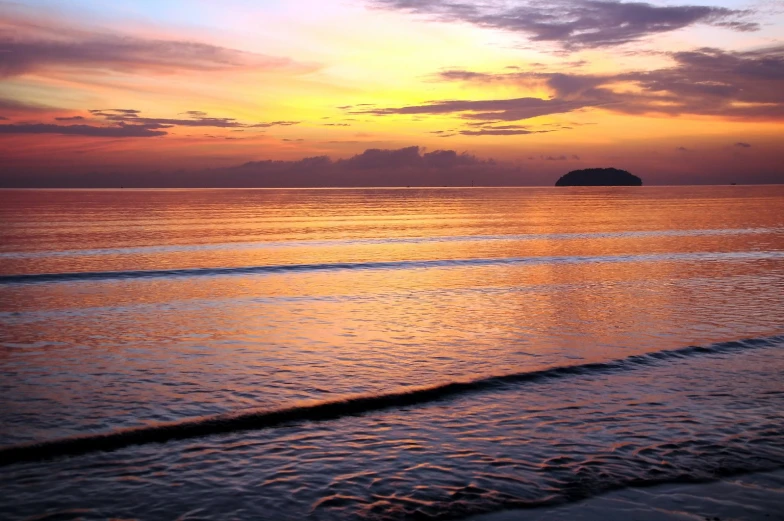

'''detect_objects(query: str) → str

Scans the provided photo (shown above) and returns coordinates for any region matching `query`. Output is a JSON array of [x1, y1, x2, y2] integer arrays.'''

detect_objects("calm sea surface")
[[1, 187, 783, 520]]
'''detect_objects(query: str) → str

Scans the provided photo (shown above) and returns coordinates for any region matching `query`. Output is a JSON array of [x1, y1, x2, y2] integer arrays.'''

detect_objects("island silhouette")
[[555, 168, 643, 186]]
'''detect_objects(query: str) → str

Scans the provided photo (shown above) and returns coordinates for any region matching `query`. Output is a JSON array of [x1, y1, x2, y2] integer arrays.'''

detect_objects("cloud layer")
[[228, 146, 514, 187], [351, 46, 784, 129], [373, 0, 757, 49], [0, 146, 523, 187]]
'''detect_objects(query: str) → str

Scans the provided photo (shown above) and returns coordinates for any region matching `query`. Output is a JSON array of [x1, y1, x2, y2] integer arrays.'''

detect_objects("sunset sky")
[[1, 0, 782, 186]]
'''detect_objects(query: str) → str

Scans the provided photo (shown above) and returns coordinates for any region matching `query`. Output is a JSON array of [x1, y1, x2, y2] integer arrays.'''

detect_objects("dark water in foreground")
[[1, 187, 783, 520]]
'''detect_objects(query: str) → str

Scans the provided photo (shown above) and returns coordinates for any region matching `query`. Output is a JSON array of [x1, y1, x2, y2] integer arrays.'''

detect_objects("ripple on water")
[[1, 344, 783, 520]]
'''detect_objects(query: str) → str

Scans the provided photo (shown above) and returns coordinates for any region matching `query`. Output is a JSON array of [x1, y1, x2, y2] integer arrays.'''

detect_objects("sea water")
[[1, 186, 783, 520]]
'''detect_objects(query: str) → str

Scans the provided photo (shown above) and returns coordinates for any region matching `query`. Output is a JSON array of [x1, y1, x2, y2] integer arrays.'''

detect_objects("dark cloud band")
[[350, 97, 600, 121], [0, 123, 166, 137], [0, 109, 302, 137]]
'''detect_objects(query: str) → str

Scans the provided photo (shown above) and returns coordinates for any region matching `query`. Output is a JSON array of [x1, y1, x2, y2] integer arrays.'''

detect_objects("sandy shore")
[[468, 470, 784, 521]]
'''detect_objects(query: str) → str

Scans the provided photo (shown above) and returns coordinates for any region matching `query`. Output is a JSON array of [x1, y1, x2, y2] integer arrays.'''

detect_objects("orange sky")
[[0, 0, 782, 186]]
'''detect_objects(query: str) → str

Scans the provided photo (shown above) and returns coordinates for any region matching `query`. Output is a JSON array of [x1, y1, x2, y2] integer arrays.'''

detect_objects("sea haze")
[[1, 186, 783, 520]]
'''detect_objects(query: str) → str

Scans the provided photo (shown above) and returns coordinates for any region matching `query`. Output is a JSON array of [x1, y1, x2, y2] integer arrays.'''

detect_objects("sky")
[[0, 0, 782, 186]]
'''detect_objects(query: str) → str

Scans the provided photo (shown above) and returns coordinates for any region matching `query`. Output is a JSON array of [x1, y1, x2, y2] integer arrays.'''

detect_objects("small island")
[[555, 168, 643, 186]]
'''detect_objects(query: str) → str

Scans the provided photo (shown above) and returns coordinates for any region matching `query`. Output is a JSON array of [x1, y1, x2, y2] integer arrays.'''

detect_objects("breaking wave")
[[2, 334, 781, 467]]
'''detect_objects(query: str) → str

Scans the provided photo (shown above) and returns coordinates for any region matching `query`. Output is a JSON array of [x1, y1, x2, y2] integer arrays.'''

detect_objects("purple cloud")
[[247, 121, 301, 128], [0, 13, 312, 78], [337, 146, 487, 169], [459, 128, 552, 136], [87, 109, 301, 129], [373, 0, 758, 49], [350, 97, 600, 121], [0, 106, 303, 137], [0, 97, 52, 114]]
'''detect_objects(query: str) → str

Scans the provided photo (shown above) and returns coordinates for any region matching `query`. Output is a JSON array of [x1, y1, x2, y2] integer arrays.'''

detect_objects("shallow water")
[[1, 186, 783, 520], [470, 469, 784, 521]]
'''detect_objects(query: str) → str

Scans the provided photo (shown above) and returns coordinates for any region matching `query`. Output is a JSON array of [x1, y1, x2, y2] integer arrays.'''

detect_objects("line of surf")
[[1, 227, 777, 259], [3, 250, 784, 285], [1, 334, 781, 467]]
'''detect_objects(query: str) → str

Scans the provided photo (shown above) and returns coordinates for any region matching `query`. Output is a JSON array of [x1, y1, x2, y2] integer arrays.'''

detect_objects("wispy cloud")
[[88, 109, 300, 129], [0, 108, 303, 137], [0, 11, 314, 78], [0, 97, 53, 115], [372, 0, 758, 49], [0, 123, 166, 137], [89, 109, 242, 129], [458, 128, 552, 136], [349, 97, 600, 121], [247, 121, 301, 128]]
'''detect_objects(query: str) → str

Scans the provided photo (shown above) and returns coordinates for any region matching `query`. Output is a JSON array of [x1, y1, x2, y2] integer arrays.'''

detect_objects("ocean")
[[1, 186, 783, 520]]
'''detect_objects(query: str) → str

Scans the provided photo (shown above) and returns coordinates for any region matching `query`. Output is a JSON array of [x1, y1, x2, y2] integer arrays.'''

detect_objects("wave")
[[0, 227, 778, 259], [1, 334, 782, 467], [3, 250, 784, 285]]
